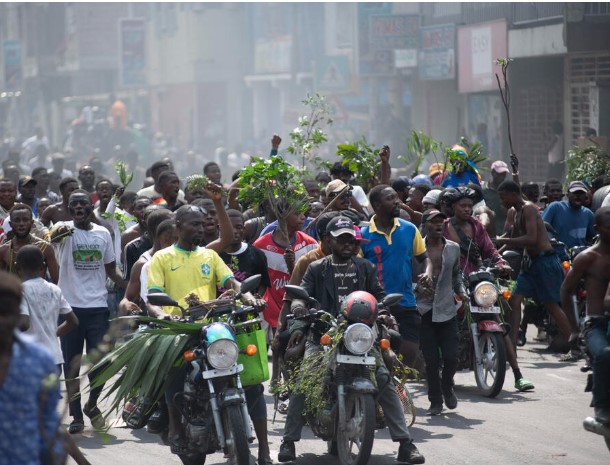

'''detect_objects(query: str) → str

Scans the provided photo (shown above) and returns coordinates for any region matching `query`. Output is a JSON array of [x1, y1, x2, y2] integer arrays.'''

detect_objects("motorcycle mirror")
[[502, 250, 521, 259], [147, 292, 180, 308], [284, 285, 310, 301], [237, 274, 262, 297], [381, 293, 402, 308]]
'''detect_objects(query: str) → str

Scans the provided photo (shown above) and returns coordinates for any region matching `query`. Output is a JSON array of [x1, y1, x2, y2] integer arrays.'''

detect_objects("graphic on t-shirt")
[[201, 264, 211, 276], [72, 244, 103, 270]]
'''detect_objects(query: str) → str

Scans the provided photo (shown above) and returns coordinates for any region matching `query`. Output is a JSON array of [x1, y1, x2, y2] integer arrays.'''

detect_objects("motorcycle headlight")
[[344, 323, 374, 355], [474, 282, 498, 307], [206, 339, 238, 370]]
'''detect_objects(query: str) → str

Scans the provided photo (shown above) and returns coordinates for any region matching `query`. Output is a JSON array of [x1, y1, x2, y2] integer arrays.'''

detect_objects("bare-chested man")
[[497, 180, 573, 350], [40, 177, 80, 227], [561, 206, 610, 424], [0, 204, 59, 283]]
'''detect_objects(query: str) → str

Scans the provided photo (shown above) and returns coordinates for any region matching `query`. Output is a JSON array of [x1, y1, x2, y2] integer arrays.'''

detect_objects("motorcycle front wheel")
[[222, 404, 250, 465], [474, 331, 506, 398], [178, 453, 206, 465], [337, 392, 375, 465]]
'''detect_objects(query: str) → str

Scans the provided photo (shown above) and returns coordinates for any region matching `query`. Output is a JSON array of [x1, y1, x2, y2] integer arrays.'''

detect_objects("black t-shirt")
[[123, 234, 152, 280], [332, 261, 358, 308], [220, 243, 271, 291]]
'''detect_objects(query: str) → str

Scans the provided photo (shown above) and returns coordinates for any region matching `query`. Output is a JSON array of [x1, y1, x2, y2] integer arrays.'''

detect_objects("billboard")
[[119, 18, 146, 88], [419, 24, 455, 80], [458, 20, 507, 93]]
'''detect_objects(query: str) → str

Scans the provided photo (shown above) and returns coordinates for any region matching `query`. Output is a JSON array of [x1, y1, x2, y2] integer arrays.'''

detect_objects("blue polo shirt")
[[541, 200, 595, 249], [360, 216, 426, 309]]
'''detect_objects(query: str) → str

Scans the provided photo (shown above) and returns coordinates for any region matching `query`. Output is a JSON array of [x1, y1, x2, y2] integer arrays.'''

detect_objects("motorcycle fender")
[[477, 320, 503, 333], [345, 377, 377, 395], [218, 388, 245, 408]]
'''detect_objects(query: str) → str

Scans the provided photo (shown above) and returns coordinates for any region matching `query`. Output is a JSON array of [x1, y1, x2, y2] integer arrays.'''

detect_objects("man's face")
[[9, 209, 33, 238], [328, 190, 351, 211], [230, 216, 245, 244], [68, 193, 93, 223], [202, 205, 217, 234], [304, 180, 321, 200], [407, 188, 424, 212], [0, 182, 16, 208], [19, 182, 36, 200], [567, 190, 587, 208], [286, 211, 305, 232], [522, 185, 540, 203], [594, 213, 610, 243], [96, 181, 114, 204], [453, 198, 474, 221], [308, 201, 323, 218], [425, 216, 445, 240], [337, 170, 352, 183], [160, 174, 180, 201], [61, 181, 80, 203], [545, 182, 563, 203], [78, 167, 95, 187], [178, 211, 205, 245], [134, 199, 153, 224], [491, 170, 507, 185], [331, 233, 357, 260], [498, 191, 515, 210], [374, 187, 401, 218], [33, 169, 50, 191], [205, 164, 222, 184], [159, 227, 178, 249], [185, 187, 206, 204]]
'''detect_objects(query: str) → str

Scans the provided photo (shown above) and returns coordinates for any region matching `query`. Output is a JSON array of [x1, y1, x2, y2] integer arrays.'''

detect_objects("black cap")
[[326, 216, 355, 237], [568, 181, 588, 193], [18, 176, 37, 188], [421, 209, 447, 223]]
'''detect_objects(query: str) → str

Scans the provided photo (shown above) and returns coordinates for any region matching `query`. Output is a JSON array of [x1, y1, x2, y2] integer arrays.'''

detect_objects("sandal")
[[559, 350, 583, 362], [68, 419, 85, 434], [169, 436, 191, 455], [515, 377, 535, 392], [83, 402, 106, 429], [277, 399, 289, 415]]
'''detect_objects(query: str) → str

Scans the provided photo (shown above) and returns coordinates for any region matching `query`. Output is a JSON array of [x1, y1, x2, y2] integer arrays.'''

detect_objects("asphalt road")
[[66, 329, 609, 465]]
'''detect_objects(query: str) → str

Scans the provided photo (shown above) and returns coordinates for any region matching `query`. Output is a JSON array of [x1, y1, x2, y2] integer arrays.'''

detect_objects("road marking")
[[547, 373, 572, 382]]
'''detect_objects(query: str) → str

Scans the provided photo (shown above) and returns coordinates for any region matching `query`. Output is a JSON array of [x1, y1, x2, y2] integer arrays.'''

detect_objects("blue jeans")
[[61, 307, 109, 420], [584, 316, 610, 409]]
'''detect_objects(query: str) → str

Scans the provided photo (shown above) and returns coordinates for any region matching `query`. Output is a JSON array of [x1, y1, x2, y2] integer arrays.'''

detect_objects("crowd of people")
[[0, 127, 609, 465]]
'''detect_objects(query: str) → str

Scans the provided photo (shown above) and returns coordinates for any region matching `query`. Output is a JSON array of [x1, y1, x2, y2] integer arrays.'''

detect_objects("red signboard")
[[457, 20, 507, 93]]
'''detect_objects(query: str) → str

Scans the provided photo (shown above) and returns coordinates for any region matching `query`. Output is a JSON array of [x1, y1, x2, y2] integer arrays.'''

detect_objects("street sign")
[[3, 40, 22, 91], [395, 49, 418, 68], [369, 14, 419, 51], [419, 24, 456, 80], [119, 18, 146, 88], [316, 56, 351, 94]]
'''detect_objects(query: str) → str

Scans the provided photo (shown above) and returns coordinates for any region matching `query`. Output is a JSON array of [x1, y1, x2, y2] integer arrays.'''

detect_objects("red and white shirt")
[[253, 231, 318, 328]]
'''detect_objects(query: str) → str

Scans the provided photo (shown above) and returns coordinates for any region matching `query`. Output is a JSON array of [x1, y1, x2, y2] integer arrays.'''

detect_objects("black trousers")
[[419, 312, 459, 405]]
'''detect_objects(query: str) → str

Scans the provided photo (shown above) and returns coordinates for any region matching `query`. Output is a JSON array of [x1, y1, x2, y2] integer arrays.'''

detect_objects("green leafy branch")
[[286, 93, 334, 171], [336, 136, 380, 191], [400, 130, 444, 176], [566, 144, 610, 186], [114, 161, 133, 189]]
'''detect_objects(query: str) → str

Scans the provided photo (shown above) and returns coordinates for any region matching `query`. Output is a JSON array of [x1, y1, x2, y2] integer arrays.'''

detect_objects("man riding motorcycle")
[[278, 216, 425, 465]]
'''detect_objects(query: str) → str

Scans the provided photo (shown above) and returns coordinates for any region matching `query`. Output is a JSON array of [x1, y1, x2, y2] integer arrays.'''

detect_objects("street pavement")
[[66, 328, 609, 465]]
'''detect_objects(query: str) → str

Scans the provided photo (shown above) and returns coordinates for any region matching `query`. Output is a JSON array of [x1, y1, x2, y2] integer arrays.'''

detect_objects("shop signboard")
[[419, 24, 455, 80]]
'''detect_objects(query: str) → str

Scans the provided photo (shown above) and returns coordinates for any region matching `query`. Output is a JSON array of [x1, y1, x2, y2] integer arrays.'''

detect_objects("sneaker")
[[278, 440, 296, 463], [517, 330, 526, 347], [514, 377, 535, 392], [83, 402, 106, 429], [397, 440, 425, 464], [68, 419, 84, 434], [428, 403, 442, 416], [442, 388, 458, 410]]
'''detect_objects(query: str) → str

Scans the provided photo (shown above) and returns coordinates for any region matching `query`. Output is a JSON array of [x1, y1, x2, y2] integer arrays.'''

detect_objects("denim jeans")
[[419, 313, 459, 405], [284, 341, 411, 442], [62, 307, 109, 420], [584, 316, 610, 409]]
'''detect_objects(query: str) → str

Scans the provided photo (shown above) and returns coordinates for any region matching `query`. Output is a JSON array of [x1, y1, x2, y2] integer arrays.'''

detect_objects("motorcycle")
[[456, 263, 511, 397], [284, 285, 403, 465], [146, 274, 266, 465]]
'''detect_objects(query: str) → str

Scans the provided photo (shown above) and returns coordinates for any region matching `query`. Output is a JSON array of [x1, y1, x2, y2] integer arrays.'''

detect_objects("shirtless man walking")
[[561, 206, 610, 424], [496, 180, 573, 349]]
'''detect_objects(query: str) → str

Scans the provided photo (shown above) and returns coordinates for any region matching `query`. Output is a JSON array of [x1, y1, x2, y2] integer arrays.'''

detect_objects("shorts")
[[245, 383, 267, 421], [392, 306, 422, 343], [514, 253, 562, 303]]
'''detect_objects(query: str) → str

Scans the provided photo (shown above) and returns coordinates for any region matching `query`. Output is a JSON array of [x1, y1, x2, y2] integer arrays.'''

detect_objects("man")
[[329, 162, 368, 216], [0, 178, 17, 238], [147, 204, 245, 452], [542, 181, 595, 249], [541, 178, 564, 207], [51, 189, 126, 434], [78, 165, 98, 204], [137, 160, 186, 203], [360, 184, 433, 367], [416, 209, 467, 416], [40, 177, 80, 226], [203, 161, 223, 185], [441, 145, 481, 188], [32, 166, 60, 204], [303, 179, 321, 201], [278, 216, 425, 465], [325, 179, 365, 224], [483, 160, 510, 234], [21, 127, 49, 163], [17, 176, 39, 216], [122, 202, 160, 281], [560, 207, 610, 424], [0, 204, 59, 283], [444, 185, 534, 391], [150, 171, 184, 211], [400, 183, 432, 227]]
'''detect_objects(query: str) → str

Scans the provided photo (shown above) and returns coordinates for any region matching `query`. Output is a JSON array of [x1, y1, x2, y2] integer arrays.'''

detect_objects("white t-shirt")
[[19, 277, 72, 364], [136, 185, 186, 203], [139, 250, 152, 303], [55, 221, 115, 308], [351, 184, 370, 208]]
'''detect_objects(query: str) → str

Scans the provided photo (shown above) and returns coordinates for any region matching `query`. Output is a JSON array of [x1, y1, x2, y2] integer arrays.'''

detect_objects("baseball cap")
[[421, 208, 447, 223], [326, 179, 349, 196], [326, 216, 355, 237], [353, 225, 371, 244], [429, 163, 444, 177], [391, 176, 411, 192], [18, 176, 37, 188], [491, 160, 509, 173], [568, 181, 588, 193], [422, 190, 441, 207]]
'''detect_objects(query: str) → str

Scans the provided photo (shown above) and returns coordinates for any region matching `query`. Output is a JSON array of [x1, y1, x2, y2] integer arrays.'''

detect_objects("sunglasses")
[[328, 191, 352, 199], [333, 235, 357, 244]]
